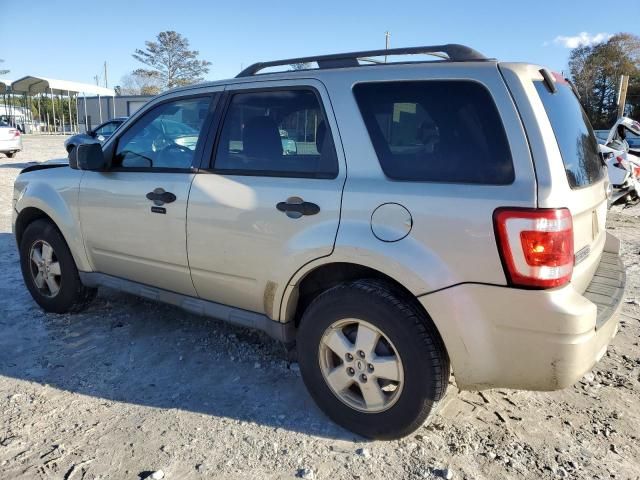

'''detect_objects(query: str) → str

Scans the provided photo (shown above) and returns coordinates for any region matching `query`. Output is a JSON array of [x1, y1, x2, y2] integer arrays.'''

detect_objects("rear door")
[[499, 64, 608, 292], [187, 79, 345, 316]]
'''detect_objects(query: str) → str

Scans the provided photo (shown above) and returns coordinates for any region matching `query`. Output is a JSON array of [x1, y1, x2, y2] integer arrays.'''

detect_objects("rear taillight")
[[14, 130, 20, 137], [614, 156, 626, 170], [493, 208, 574, 289]]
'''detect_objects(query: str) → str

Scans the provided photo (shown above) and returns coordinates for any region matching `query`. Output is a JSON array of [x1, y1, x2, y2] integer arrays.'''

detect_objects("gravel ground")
[[1, 136, 639, 480]]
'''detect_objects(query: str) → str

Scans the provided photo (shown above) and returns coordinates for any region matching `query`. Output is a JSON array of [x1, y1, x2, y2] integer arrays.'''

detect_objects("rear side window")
[[353, 81, 514, 184], [534, 81, 604, 188], [213, 89, 338, 178]]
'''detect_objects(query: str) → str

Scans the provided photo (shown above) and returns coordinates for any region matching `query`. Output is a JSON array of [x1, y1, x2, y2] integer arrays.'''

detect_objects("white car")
[[600, 117, 640, 205], [0, 124, 23, 158], [601, 143, 640, 203], [603, 117, 640, 153]]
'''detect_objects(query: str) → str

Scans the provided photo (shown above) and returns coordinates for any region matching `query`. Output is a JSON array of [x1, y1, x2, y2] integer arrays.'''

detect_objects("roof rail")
[[236, 44, 489, 77]]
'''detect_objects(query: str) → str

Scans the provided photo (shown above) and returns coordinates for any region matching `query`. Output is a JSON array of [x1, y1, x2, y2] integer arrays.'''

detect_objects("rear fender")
[[277, 219, 454, 321]]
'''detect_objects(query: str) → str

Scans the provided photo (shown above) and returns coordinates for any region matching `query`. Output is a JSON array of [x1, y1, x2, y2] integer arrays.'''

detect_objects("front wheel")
[[297, 280, 449, 439], [6, 151, 17, 158], [19, 219, 97, 313]]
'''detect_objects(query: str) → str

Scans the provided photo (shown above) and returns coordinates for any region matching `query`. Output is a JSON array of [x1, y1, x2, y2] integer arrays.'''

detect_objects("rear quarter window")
[[353, 81, 514, 184], [534, 81, 604, 188]]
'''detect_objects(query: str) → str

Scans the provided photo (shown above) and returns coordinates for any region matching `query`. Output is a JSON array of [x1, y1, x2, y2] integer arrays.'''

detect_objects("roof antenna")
[[384, 31, 391, 63]]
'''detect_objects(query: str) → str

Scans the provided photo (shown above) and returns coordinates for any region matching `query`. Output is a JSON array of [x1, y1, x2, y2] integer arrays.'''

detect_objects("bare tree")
[[118, 70, 165, 96], [290, 62, 312, 71], [132, 31, 211, 90], [0, 59, 9, 76]]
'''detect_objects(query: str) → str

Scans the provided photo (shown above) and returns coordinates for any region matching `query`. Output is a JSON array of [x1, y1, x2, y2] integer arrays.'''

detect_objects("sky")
[[1, 0, 636, 87]]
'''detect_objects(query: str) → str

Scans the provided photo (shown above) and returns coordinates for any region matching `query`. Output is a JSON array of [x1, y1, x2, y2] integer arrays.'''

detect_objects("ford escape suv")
[[12, 44, 626, 439]]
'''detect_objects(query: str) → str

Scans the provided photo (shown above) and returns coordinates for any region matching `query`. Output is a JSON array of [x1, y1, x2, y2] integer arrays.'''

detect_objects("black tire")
[[6, 151, 16, 158], [19, 219, 97, 313], [297, 279, 449, 440]]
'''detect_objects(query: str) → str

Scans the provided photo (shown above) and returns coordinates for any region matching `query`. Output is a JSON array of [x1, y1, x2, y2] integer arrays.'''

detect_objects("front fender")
[[14, 171, 92, 272]]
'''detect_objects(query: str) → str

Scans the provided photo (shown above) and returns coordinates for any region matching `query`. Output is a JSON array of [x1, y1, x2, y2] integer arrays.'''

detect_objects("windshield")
[[534, 81, 604, 188]]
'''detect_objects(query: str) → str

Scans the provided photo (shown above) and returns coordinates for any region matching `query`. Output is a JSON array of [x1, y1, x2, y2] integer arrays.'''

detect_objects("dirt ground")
[[1, 135, 639, 480]]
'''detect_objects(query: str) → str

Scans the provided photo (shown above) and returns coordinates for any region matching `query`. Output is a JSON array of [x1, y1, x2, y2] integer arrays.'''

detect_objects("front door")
[[79, 95, 214, 295], [187, 80, 345, 315]]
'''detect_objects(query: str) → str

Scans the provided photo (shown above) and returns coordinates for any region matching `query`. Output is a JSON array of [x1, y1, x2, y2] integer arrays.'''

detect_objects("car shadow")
[[0, 232, 355, 441], [0, 161, 36, 169]]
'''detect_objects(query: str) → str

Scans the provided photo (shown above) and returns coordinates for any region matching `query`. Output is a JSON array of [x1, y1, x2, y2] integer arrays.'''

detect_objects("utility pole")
[[104, 61, 108, 88], [617, 75, 629, 118], [385, 31, 391, 63], [94, 75, 99, 86]]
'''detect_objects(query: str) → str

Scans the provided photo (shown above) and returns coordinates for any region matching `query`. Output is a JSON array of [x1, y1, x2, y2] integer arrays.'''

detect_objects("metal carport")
[[0, 78, 17, 126], [11, 76, 115, 134]]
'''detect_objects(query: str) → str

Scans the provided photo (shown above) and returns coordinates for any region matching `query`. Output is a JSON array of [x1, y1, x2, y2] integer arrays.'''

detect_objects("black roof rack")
[[236, 44, 489, 77]]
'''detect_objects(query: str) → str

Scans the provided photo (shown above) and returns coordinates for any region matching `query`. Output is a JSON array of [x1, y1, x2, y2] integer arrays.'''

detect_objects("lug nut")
[[360, 374, 368, 383], [347, 367, 355, 376], [368, 363, 374, 372], [357, 350, 365, 359], [345, 353, 354, 362]]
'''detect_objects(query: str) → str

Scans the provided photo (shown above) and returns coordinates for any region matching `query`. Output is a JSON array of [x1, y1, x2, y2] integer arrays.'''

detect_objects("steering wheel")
[[155, 142, 192, 167], [162, 143, 191, 154]]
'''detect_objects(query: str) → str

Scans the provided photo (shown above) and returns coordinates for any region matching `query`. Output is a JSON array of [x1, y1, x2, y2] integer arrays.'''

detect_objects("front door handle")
[[146, 188, 176, 205], [276, 197, 320, 219]]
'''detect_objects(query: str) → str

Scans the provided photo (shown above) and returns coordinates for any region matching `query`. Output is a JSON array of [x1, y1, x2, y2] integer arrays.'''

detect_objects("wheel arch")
[[282, 262, 444, 342], [14, 187, 92, 273], [14, 207, 54, 247]]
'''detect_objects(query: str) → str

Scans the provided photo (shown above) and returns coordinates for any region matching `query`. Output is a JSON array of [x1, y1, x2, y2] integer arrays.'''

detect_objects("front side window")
[[114, 97, 211, 169], [353, 81, 515, 184], [213, 89, 338, 178]]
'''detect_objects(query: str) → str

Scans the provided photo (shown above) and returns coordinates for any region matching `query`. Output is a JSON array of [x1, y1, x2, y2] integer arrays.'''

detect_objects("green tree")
[[29, 96, 77, 127], [628, 76, 640, 119], [132, 31, 211, 90], [568, 33, 640, 128]]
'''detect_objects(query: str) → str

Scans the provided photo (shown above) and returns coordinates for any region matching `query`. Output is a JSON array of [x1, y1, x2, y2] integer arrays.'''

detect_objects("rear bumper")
[[0, 137, 22, 152], [420, 232, 625, 391]]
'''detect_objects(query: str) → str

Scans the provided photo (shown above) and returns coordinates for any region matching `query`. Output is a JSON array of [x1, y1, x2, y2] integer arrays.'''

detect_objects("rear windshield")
[[534, 81, 604, 188], [353, 81, 514, 184]]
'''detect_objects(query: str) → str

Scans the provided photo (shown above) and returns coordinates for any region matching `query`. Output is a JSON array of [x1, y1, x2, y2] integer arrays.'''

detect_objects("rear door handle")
[[276, 197, 320, 219], [146, 188, 176, 205]]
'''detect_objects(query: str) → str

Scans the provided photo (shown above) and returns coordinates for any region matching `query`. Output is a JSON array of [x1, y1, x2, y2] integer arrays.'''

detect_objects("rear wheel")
[[6, 151, 16, 158], [19, 219, 96, 313], [297, 279, 449, 439]]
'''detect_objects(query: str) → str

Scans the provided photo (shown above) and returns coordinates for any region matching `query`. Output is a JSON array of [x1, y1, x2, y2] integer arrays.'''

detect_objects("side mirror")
[[87, 130, 97, 138], [71, 143, 107, 171]]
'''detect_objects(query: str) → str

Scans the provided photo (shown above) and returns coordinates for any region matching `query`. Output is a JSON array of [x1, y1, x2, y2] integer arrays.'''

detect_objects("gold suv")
[[13, 45, 626, 439]]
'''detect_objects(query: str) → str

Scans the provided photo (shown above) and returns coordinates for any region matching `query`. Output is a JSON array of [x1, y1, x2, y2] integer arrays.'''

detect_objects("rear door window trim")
[[204, 86, 339, 179]]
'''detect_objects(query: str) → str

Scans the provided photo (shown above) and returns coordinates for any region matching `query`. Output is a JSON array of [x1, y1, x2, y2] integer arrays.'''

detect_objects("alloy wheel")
[[29, 240, 61, 297], [318, 318, 404, 413]]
